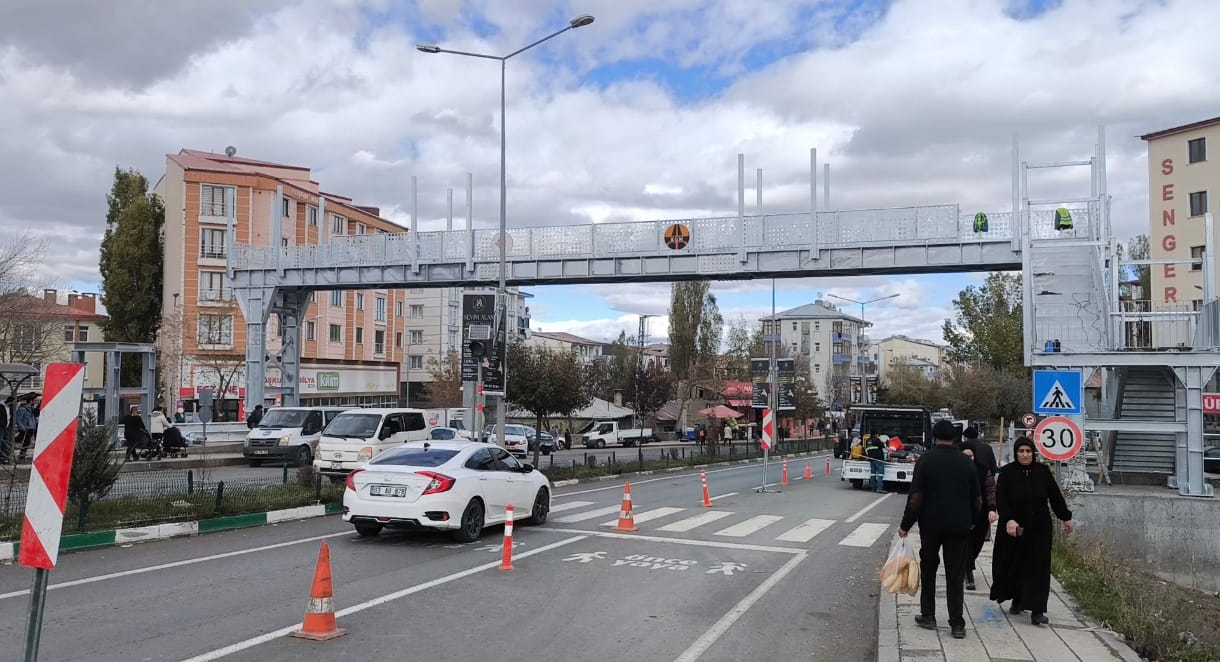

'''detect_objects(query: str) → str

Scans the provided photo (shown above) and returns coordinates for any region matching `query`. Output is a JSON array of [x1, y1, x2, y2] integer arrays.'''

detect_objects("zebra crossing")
[[547, 500, 891, 548]]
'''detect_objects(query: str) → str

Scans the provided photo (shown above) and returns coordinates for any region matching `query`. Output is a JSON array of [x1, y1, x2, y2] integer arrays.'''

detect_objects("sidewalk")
[[877, 527, 1142, 662]]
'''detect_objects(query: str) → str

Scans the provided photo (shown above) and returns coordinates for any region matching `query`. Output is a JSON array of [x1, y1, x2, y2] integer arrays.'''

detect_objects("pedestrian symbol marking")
[[1038, 380, 1075, 411], [663, 223, 690, 250], [706, 562, 747, 576], [1033, 369, 1083, 415], [564, 551, 606, 563]]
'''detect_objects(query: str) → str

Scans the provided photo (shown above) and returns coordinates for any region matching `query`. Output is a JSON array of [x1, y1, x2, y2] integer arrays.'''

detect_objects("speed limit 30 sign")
[[1032, 415, 1082, 462]]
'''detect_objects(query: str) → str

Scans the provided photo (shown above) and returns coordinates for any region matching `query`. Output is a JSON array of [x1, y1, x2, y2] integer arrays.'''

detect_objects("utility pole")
[[636, 315, 651, 431]]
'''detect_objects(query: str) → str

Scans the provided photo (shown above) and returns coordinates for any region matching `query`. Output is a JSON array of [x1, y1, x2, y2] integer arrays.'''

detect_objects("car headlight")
[[279, 435, 293, 446], [357, 447, 373, 461]]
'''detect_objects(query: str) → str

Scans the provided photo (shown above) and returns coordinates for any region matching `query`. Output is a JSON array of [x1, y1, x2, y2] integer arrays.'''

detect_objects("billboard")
[[461, 293, 505, 394], [750, 358, 795, 410]]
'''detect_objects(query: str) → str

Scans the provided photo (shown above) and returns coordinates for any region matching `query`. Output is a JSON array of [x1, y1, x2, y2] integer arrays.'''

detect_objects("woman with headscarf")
[[989, 437, 1074, 626], [961, 440, 997, 590]]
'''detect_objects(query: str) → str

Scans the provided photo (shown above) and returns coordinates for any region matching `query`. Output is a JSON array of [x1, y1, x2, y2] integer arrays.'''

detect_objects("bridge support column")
[[1172, 365, 1216, 497], [269, 288, 310, 407], [235, 286, 276, 418]]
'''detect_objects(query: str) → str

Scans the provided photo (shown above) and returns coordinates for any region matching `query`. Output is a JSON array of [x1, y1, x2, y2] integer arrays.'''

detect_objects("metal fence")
[[537, 437, 834, 480]]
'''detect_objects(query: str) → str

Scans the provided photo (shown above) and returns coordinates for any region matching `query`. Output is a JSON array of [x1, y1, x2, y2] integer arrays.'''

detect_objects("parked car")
[[581, 420, 657, 448], [1205, 446, 1220, 474], [522, 427, 557, 455], [314, 408, 432, 481], [244, 406, 350, 467], [483, 424, 532, 458], [342, 442, 551, 541]]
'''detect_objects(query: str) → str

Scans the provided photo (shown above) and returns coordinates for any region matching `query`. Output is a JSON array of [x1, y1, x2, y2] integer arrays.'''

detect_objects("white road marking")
[[0, 530, 350, 602], [180, 536, 587, 661], [838, 523, 890, 547], [775, 518, 836, 543], [547, 500, 596, 513], [656, 510, 734, 532], [672, 552, 808, 662], [552, 505, 622, 523], [600, 506, 684, 527], [714, 515, 784, 538], [709, 492, 737, 501], [845, 492, 892, 522], [563, 528, 801, 555]]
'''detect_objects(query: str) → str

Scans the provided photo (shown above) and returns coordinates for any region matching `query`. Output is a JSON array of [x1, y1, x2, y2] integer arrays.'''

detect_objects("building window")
[[1192, 245, 1205, 271], [330, 291, 343, 307], [375, 297, 386, 322], [409, 355, 424, 370], [410, 330, 423, 345], [77, 326, 88, 342], [395, 301, 404, 317], [307, 205, 318, 226], [328, 324, 342, 342], [356, 293, 364, 310], [200, 184, 233, 217], [1190, 191, 1209, 217], [814, 364, 821, 374], [448, 329, 459, 350], [282, 197, 291, 218], [64, 326, 75, 342], [305, 321, 316, 340], [331, 214, 346, 234], [411, 288, 424, 294], [1193, 299, 1204, 312], [410, 304, 424, 319], [1188, 137, 1206, 164], [374, 330, 385, 355], [355, 327, 364, 344], [199, 271, 226, 301], [197, 314, 234, 346], [791, 322, 797, 331], [395, 331, 403, 348], [281, 237, 289, 248], [355, 222, 366, 235], [814, 322, 820, 332], [199, 228, 227, 258], [814, 342, 821, 352]]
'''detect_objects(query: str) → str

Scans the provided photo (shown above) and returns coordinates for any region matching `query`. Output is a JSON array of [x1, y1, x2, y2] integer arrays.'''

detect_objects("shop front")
[[177, 361, 399, 420]]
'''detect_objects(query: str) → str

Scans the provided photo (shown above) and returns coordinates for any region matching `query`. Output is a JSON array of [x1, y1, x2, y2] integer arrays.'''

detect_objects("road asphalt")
[[0, 455, 898, 661]]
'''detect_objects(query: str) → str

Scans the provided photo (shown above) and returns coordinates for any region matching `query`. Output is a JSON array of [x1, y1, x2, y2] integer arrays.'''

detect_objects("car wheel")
[[525, 487, 550, 525], [295, 445, 312, 467], [452, 498, 485, 542], [354, 522, 383, 537], [597, 440, 606, 449], [246, 459, 263, 467]]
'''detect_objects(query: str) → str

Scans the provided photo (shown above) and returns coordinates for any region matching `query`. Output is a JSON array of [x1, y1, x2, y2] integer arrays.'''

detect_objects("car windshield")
[[371, 447, 459, 467], [258, 409, 309, 428], [430, 428, 456, 440], [596, 423, 613, 433], [324, 413, 380, 438]]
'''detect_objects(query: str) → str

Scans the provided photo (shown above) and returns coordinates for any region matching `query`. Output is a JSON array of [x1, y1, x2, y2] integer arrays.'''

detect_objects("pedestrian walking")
[[150, 407, 172, 447], [15, 397, 38, 462], [962, 427, 997, 474], [121, 405, 149, 461], [246, 404, 264, 429], [961, 440, 998, 590], [989, 436, 1074, 626], [898, 420, 981, 639]]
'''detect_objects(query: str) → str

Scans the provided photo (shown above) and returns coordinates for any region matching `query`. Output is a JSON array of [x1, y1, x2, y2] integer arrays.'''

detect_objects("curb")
[[549, 448, 832, 488], [0, 502, 343, 562]]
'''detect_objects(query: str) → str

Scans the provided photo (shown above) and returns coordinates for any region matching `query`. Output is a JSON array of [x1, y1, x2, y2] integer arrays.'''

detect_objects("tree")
[[68, 410, 123, 531], [505, 343, 592, 466], [99, 167, 164, 343], [942, 272, 1024, 373], [424, 351, 463, 408], [668, 281, 723, 428], [883, 364, 946, 408], [0, 233, 66, 368], [634, 362, 675, 426], [189, 300, 242, 421], [722, 316, 757, 381], [943, 365, 999, 422]]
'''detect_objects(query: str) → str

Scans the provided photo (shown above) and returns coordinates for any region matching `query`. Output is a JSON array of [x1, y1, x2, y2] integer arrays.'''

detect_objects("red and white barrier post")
[[500, 505, 515, 571], [19, 363, 85, 661]]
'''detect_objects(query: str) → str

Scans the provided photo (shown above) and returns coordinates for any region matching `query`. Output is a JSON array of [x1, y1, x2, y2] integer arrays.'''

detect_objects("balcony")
[[374, 343, 386, 355], [198, 289, 232, 303], [833, 354, 852, 364], [200, 246, 227, 260]]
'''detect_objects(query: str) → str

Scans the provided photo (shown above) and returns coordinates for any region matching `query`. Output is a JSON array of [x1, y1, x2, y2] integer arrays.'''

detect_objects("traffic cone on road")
[[825, 455, 832, 476], [782, 457, 789, 486], [804, 461, 813, 480], [291, 542, 348, 641], [615, 483, 638, 532], [500, 505, 515, 571], [700, 470, 712, 507]]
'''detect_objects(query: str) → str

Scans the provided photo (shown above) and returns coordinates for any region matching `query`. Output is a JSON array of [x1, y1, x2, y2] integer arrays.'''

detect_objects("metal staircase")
[[1110, 367, 1177, 475]]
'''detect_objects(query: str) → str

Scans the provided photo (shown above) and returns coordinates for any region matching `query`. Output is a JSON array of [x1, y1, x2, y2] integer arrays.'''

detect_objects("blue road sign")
[[1033, 369, 1083, 416]]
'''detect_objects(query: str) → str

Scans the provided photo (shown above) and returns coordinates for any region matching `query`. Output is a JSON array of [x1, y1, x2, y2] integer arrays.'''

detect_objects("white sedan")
[[342, 441, 552, 541]]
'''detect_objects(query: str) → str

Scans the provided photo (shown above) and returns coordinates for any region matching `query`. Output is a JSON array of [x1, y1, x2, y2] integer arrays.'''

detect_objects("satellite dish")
[[224, 146, 237, 157]]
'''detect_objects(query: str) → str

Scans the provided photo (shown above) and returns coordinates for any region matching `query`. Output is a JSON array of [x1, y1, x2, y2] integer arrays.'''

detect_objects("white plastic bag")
[[880, 537, 920, 595]]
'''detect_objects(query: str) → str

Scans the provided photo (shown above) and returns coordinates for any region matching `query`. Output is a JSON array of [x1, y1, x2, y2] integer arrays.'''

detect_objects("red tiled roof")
[[179, 149, 308, 171], [1, 294, 106, 322]]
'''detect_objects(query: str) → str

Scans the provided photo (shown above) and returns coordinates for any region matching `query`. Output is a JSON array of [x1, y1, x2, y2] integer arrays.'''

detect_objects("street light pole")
[[418, 14, 595, 451], [826, 293, 899, 404]]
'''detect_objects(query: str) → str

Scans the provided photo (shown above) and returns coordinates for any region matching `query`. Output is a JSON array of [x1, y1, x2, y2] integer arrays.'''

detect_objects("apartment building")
[[875, 335, 948, 386], [527, 330, 604, 361], [157, 149, 406, 419], [0, 290, 106, 391], [760, 300, 875, 410], [1143, 116, 1217, 347]]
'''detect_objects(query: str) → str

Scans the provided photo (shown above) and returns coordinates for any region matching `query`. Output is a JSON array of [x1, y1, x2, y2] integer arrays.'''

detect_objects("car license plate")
[[253, 450, 268, 455], [370, 484, 408, 498]]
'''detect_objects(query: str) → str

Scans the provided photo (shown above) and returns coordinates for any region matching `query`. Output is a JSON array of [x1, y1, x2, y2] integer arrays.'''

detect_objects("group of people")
[[121, 405, 186, 461], [0, 394, 41, 464], [898, 421, 1073, 638]]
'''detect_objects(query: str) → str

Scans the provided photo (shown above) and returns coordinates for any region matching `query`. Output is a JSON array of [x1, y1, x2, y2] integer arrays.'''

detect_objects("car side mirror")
[[379, 428, 393, 440], [520, 464, 534, 473]]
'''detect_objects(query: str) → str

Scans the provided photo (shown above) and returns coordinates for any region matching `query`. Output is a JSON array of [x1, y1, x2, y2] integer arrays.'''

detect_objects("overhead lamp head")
[[416, 43, 441, 54], [569, 14, 595, 28]]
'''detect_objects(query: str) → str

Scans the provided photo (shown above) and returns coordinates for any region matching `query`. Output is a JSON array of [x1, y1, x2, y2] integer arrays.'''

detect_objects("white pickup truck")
[[581, 421, 657, 448], [840, 405, 932, 490]]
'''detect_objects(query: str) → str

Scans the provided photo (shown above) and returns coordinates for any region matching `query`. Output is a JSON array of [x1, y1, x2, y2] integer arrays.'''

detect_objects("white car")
[[483, 424, 532, 458], [430, 426, 474, 441], [342, 441, 552, 541]]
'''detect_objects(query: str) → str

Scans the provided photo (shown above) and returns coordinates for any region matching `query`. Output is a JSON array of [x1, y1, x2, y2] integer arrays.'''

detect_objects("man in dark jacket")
[[899, 420, 982, 639], [246, 405, 264, 429], [864, 430, 887, 493], [962, 427, 997, 474]]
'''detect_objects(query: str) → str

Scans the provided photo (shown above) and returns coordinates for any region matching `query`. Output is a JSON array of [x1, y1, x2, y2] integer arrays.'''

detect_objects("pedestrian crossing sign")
[[1033, 369, 1083, 415]]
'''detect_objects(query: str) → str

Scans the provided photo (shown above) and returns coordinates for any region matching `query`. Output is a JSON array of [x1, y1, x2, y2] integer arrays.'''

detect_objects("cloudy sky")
[[2, 0, 1217, 347]]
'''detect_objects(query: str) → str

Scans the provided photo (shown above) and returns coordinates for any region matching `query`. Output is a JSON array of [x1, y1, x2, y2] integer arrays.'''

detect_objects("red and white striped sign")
[[18, 363, 85, 569], [760, 408, 774, 451]]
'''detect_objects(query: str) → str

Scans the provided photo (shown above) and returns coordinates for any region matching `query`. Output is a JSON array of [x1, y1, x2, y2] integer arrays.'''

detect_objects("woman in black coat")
[[989, 436, 1074, 625]]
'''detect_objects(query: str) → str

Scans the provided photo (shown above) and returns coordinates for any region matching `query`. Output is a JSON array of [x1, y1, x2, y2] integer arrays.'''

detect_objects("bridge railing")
[[231, 206, 1091, 271]]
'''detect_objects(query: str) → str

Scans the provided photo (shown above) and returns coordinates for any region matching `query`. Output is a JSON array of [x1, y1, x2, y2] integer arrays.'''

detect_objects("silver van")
[[244, 407, 350, 467], [314, 408, 432, 479]]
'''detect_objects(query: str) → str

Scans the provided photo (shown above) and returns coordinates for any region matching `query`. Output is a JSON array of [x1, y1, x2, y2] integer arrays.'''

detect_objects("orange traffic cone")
[[615, 482, 638, 532], [782, 457, 789, 486], [700, 470, 712, 508], [500, 504, 515, 571], [804, 461, 813, 480], [825, 454, 832, 476], [291, 542, 348, 641]]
